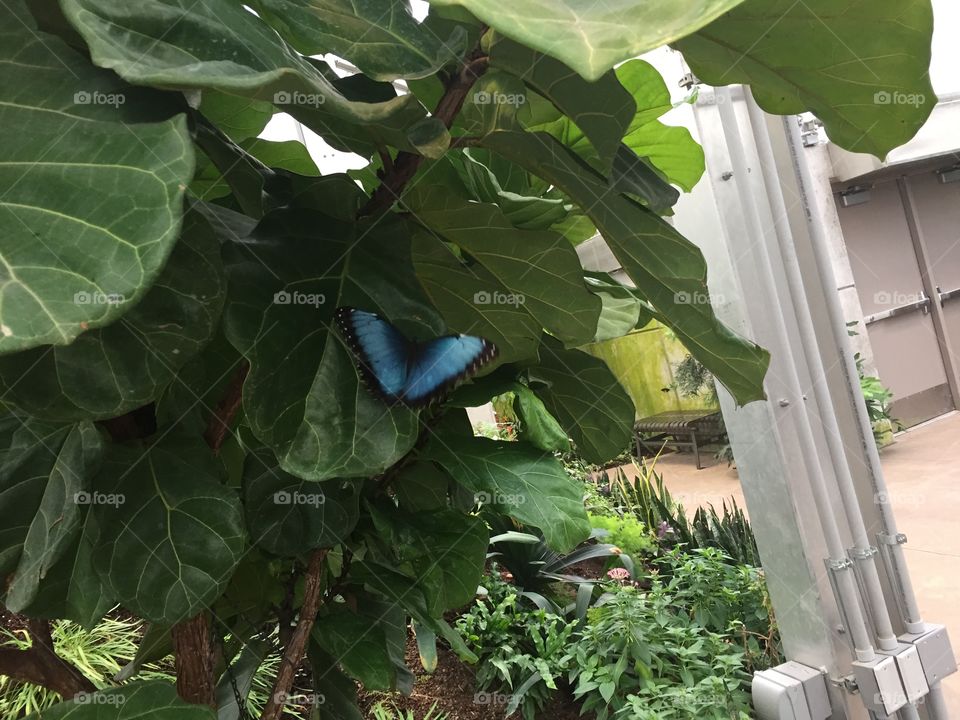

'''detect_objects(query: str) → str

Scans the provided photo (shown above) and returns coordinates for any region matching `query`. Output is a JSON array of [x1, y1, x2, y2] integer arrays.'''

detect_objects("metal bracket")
[[850, 546, 879, 560], [824, 557, 861, 656], [827, 557, 854, 571], [877, 532, 908, 546], [829, 674, 859, 694]]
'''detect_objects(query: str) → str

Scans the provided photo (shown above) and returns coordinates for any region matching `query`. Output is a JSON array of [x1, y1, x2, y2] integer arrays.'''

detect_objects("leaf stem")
[[359, 50, 489, 217]]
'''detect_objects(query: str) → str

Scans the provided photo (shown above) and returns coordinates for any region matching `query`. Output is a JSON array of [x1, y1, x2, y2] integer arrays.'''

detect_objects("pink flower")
[[606, 567, 631, 582]]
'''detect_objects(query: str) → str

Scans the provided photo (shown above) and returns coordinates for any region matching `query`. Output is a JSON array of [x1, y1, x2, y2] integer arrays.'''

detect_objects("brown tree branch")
[[359, 52, 489, 218], [203, 361, 250, 453], [0, 618, 96, 699], [260, 549, 327, 720], [169, 361, 250, 706], [171, 613, 216, 707]]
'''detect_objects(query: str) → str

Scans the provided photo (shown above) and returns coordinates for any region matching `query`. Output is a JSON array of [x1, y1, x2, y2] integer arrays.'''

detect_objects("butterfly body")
[[335, 307, 497, 407]]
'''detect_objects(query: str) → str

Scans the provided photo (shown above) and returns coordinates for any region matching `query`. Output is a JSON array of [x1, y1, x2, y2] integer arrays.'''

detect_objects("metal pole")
[[717, 88, 877, 663], [781, 113, 952, 720], [742, 93, 923, 719]]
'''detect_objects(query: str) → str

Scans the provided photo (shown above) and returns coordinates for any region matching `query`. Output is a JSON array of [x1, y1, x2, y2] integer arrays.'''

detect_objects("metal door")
[[835, 179, 955, 426], [901, 170, 960, 405]]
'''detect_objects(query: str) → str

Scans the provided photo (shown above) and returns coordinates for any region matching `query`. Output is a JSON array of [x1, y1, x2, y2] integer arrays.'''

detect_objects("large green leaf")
[[424, 435, 589, 551], [371, 506, 488, 615], [92, 438, 246, 623], [0, 212, 226, 421], [525, 59, 705, 193], [18, 509, 115, 628], [242, 449, 361, 556], [411, 231, 541, 364], [530, 339, 635, 465], [0, 419, 103, 613], [224, 207, 440, 480], [60, 0, 443, 156], [23, 681, 215, 720], [198, 90, 274, 142], [453, 150, 569, 230], [394, 461, 450, 512], [351, 560, 477, 661], [313, 608, 398, 691], [512, 383, 570, 453], [405, 161, 600, 346], [0, 0, 193, 353], [309, 646, 364, 720], [253, 0, 468, 81], [487, 35, 635, 170], [482, 130, 769, 404], [427, 0, 747, 81], [676, 0, 935, 158]]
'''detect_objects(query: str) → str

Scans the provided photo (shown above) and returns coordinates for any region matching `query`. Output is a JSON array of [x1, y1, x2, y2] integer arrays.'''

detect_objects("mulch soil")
[[358, 634, 588, 719]]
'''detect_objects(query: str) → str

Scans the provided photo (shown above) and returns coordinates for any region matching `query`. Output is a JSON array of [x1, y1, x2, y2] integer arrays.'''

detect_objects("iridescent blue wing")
[[402, 334, 498, 407], [335, 307, 411, 402]]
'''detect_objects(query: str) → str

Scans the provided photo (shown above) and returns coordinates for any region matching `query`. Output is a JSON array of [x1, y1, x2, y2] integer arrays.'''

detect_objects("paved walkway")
[[617, 413, 960, 713]]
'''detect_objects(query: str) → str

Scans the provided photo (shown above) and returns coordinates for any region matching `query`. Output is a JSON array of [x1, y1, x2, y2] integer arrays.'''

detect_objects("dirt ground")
[[358, 635, 588, 719]]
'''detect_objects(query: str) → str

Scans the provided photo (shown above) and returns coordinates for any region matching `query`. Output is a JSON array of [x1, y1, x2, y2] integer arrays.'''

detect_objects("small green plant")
[[672, 354, 719, 404], [608, 466, 761, 567], [691, 500, 761, 568], [486, 516, 630, 600], [588, 514, 657, 559], [456, 576, 577, 720], [856, 355, 902, 445]]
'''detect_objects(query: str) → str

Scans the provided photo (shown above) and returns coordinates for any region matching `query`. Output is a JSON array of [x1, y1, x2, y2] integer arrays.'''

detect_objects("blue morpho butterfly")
[[335, 307, 498, 408]]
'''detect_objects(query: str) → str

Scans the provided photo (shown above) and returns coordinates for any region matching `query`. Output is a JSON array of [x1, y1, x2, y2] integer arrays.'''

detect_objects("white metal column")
[[669, 79, 955, 719]]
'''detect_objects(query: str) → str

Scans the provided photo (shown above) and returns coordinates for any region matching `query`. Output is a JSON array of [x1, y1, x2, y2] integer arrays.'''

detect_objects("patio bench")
[[634, 409, 725, 470]]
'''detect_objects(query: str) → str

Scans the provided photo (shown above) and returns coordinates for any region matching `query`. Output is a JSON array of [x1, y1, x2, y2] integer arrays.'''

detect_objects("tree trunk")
[[172, 612, 216, 707]]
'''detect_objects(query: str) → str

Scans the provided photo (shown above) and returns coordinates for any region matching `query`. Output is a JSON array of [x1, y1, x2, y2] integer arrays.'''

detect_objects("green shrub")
[[567, 586, 752, 720], [658, 548, 781, 672], [588, 513, 657, 559], [608, 466, 762, 566], [456, 575, 577, 720]]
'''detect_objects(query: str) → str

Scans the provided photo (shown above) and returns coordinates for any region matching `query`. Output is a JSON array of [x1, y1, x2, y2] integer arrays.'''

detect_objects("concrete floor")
[[618, 412, 960, 715]]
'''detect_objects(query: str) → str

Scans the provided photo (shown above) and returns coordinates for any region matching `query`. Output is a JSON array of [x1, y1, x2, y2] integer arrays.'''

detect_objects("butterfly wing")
[[335, 307, 411, 402], [402, 334, 498, 407]]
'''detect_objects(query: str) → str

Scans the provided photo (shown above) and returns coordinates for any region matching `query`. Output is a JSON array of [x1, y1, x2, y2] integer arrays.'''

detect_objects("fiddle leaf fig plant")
[[0, 0, 933, 717]]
